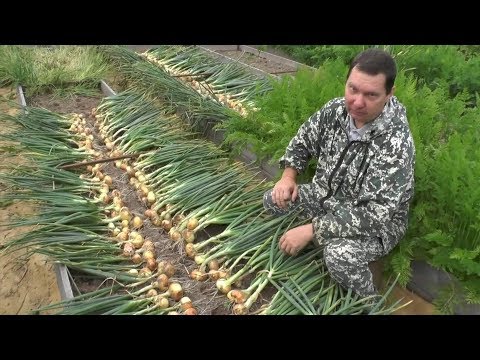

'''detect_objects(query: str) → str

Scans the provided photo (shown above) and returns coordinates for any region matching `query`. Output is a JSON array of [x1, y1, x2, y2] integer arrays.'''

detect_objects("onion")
[[182, 230, 195, 243], [194, 254, 205, 265], [232, 304, 248, 315], [116, 232, 128, 242], [227, 289, 247, 304], [104, 175, 112, 186], [99, 193, 110, 204], [154, 296, 170, 309], [208, 269, 220, 281], [147, 191, 156, 204], [185, 243, 196, 258], [156, 273, 170, 291], [172, 214, 186, 225], [146, 289, 158, 298], [161, 211, 171, 221], [168, 283, 183, 301], [180, 297, 193, 310], [170, 230, 182, 242], [158, 261, 175, 278], [131, 253, 142, 264], [132, 216, 143, 229], [151, 216, 162, 227], [216, 279, 231, 294], [161, 220, 172, 231], [139, 267, 152, 277], [143, 250, 156, 261], [218, 270, 228, 279], [208, 259, 220, 271], [146, 258, 157, 271], [131, 235, 144, 249], [120, 208, 131, 221], [122, 242, 135, 257], [190, 270, 207, 281], [187, 218, 199, 230], [126, 166, 135, 177], [184, 308, 198, 315], [142, 240, 155, 252]]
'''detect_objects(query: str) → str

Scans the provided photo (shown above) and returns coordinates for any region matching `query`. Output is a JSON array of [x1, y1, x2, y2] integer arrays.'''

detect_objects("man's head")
[[345, 48, 397, 125]]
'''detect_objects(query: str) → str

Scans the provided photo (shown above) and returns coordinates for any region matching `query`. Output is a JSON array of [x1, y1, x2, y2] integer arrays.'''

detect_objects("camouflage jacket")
[[279, 96, 415, 253]]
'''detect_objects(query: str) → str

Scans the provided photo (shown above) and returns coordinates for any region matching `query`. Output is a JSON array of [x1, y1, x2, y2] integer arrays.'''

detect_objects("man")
[[263, 48, 415, 297]]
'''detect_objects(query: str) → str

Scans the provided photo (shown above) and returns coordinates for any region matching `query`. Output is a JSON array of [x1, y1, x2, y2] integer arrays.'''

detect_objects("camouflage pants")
[[263, 185, 385, 297]]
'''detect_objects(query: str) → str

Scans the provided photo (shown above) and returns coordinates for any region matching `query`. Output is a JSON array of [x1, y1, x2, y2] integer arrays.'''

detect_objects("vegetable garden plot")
[[1, 85, 405, 315], [4, 92, 233, 314]]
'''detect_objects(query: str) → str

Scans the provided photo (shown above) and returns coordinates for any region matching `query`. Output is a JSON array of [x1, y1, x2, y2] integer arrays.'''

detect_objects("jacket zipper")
[[319, 141, 357, 208], [318, 111, 373, 209]]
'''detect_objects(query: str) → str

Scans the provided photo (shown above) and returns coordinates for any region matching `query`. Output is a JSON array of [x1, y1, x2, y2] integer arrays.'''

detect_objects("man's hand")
[[279, 223, 314, 256], [272, 168, 298, 209]]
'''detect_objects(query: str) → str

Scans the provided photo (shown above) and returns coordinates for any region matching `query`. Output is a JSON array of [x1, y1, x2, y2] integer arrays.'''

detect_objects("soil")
[[212, 49, 297, 76], [0, 87, 62, 314]]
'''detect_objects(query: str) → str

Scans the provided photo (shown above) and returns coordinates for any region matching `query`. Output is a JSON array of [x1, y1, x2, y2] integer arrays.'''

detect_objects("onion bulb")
[[168, 283, 183, 301], [156, 273, 170, 291], [180, 297, 193, 310], [184, 308, 198, 315], [232, 304, 248, 315], [190, 269, 208, 281], [187, 218, 199, 230], [227, 289, 247, 304], [216, 279, 231, 294], [132, 216, 143, 229]]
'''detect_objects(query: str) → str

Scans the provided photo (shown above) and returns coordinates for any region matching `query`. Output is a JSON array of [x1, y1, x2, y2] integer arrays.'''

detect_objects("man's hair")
[[346, 48, 397, 94]]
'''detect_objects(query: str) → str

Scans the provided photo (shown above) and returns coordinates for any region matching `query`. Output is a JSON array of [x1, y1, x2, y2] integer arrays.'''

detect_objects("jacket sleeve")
[[279, 111, 321, 174], [312, 130, 415, 244], [279, 109, 327, 174]]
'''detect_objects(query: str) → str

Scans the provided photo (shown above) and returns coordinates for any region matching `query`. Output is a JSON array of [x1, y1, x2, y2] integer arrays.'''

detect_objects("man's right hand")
[[272, 169, 298, 209]]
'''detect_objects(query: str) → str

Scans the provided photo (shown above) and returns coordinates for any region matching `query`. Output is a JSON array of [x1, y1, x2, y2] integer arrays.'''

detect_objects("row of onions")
[[98, 46, 271, 134], [141, 45, 272, 116], [99, 46, 228, 134]]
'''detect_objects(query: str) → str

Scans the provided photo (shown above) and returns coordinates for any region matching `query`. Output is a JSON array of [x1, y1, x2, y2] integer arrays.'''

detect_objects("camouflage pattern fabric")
[[264, 96, 415, 296]]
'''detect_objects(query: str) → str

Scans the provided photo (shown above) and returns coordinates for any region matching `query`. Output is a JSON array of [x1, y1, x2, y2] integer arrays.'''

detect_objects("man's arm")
[[279, 108, 326, 174]]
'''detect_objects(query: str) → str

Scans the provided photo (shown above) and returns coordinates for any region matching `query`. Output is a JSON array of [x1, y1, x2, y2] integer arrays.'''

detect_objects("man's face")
[[345, 66, 393, 124]]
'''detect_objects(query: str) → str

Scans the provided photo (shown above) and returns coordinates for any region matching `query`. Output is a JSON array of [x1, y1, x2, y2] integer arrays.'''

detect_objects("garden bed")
[[16, 82, 277, 315]]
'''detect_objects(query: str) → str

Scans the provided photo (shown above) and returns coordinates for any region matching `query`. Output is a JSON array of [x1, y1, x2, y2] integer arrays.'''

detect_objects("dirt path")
[[0, 87, 61, 314]]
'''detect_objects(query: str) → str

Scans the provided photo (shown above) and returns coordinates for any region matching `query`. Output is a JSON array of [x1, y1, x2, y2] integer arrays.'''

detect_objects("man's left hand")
[[279, 223, 314, 256]]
